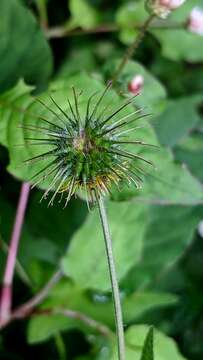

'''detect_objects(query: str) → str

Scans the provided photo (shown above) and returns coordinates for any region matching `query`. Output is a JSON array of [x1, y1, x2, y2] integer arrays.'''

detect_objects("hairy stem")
[[97, 196, 125, 360], [0, 182, 30, 322], [112, 14, 155, 84]]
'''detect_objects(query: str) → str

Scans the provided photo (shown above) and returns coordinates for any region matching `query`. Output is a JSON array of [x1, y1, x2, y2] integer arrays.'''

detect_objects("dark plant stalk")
[[36, 0, 49, 29], [97, 196, 125, 360], [54, 309, 113, 338], [112, 14, 155, 84], [0, 182, 30, 323], [45, 21, 184, 39]]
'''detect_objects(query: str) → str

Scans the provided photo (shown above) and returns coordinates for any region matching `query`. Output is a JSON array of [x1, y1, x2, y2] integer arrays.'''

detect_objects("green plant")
[[0, 1, 203, 359]]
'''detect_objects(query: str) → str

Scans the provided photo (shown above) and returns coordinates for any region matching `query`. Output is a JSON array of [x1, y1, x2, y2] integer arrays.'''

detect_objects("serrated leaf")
[[140, 326, 154, 360], [0, 0, 53, 93]]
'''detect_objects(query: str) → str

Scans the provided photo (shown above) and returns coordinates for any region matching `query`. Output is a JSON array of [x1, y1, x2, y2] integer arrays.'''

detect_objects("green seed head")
[[25, 85, 154, 207]]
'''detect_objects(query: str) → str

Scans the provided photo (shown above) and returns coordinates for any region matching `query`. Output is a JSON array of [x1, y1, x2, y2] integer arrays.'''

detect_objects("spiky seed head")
[[24, 85, 154, 208]]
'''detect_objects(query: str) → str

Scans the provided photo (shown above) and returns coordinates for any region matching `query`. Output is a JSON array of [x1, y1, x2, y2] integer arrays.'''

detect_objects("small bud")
[[128, 75, 144, 95], [188, 7, 203, 36], [147, 0, 186, 19]]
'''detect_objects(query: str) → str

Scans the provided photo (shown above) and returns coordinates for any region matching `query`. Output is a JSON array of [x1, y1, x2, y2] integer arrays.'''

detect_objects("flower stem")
[[112, 14, 155, 84], [36, 0, 49, 29], [0, 182, 30, 322], [97, 196, 125, 360]]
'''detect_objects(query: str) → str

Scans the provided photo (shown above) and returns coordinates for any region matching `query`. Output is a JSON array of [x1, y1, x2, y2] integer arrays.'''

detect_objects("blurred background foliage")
[[0, 0, 203, 359]]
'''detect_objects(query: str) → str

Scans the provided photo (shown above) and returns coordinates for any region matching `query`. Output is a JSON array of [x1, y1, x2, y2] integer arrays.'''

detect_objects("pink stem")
[[0, 182, 30, 322]]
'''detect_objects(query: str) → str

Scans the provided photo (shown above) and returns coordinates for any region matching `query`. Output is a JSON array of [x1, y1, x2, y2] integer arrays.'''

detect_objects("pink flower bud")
[[150, 0, 186, 18], [188, 7, 203, 36], [160, 0, 185, 10], [128, 75, 144, 95]]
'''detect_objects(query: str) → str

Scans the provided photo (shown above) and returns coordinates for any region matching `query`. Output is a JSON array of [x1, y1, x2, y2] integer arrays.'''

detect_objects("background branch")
[[0, 269, 63, 328], [0, 182, 30, 323], [44, 21, 184, 39]]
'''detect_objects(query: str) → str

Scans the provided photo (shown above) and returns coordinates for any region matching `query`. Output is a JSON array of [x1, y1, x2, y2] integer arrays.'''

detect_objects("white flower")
[[128, 75, 144, 95], [151, 0, 186, 19], [188, 7, 203, 36]]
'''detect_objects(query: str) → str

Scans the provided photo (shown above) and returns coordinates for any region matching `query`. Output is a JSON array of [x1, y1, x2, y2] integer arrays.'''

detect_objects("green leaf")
[[139, 150, 203, 205], [62, 201, 147, 291], [110, 325, 187, 359], [0, 75, 104, 184], [122, 205, 203, 291], [151, 0, 203, 62], [43, 282, 178, 326], [175, 133, 203, 182], [28, 314, 75, 344], [140, 327, 154, 360], [111, 148, 203, 205], [116, 1, 203, 62], [25, 192, 87, 255], [116, 2, 148, 45], [69, 0, 100, 29], [153, 96, 202, 147], [56, 46, 97, 79], [116, 2, 147, 29], [27, 278, 177, 343], [123, 292, 177, 324], [0, 0, 53, 93]]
